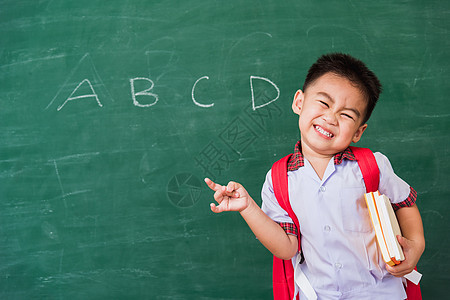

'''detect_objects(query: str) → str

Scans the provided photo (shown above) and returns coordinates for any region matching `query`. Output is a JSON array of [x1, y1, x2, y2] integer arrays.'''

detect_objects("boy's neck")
[[301, 143, 337, 180]]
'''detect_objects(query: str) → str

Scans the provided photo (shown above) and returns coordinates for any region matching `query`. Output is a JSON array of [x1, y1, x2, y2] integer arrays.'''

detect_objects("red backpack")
[[271, 146, 422, 300]]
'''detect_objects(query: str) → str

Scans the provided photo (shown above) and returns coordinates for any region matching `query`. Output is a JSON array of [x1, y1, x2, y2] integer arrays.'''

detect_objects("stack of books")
[[364, 191, 405, 266]]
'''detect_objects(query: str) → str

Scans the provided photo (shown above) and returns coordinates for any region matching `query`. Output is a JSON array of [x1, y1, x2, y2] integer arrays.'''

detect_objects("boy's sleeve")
[[261, 169, 298, 236], [375, 152, 418, 210]]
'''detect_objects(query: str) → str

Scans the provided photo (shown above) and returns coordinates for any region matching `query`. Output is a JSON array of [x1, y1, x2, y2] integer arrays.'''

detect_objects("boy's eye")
[[342, 113, 354, 120], [318, 101, 329, 107]]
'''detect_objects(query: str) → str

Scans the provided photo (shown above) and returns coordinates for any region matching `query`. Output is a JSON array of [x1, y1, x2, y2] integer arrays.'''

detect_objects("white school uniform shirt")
[[261, 146, 414, 300]]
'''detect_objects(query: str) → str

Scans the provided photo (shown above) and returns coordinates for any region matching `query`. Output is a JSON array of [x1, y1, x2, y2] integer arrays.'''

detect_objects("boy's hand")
[[205, 178, 298, 259], [204, 178, 251, 213], [385, 235, 423, 277]]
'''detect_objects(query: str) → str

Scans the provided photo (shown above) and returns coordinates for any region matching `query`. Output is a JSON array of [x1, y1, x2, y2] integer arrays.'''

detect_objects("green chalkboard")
[[1, 0, 448, 298]]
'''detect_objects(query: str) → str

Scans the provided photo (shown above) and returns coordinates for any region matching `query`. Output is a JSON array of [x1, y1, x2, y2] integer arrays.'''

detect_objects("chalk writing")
[[49, 52, 280, 111], [55, 75, 279, 111], [191, 75, 214, 108], [130, 77, 159, 108], [46, 53, 113, 111], [57, 79, 103, 111], [250, 75, 280, 111]]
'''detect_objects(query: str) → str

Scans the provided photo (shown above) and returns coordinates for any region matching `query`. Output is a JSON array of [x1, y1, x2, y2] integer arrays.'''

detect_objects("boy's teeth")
[[315, 125, 333, 137]]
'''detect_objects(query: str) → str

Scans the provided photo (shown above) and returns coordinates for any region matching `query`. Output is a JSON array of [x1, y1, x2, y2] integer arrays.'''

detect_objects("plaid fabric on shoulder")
[[392, 187, 418, 210], [278, 222, 298, 237], [334, 147, 356, 165], [287, 140, 304, 171]]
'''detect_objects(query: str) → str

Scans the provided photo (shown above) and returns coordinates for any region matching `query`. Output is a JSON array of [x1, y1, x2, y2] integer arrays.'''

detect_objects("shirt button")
[[320, 186, 326, 192], [334, 263, 342, 269], [324, 225, 331, 232]]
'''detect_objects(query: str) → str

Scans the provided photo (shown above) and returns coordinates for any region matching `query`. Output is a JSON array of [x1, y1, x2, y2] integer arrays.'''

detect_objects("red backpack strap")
[[272, 256, 296, 300], [350, 146, 422, 300], [271, 154, 300, 300], [349, 146, 379, 193], [405, 267, 422, 300], [272, 154, 300, 248]]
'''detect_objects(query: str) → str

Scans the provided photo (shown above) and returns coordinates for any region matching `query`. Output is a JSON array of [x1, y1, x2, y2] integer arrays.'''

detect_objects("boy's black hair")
[[303, 53, 382, 124]]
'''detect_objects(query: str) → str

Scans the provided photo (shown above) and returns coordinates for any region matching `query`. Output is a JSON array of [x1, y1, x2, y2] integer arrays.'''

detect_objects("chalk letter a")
[[57, 79, 103, 111]]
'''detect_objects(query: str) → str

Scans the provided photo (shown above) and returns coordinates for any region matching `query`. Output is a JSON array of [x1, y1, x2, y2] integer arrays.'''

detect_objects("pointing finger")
[[204, 178, 222, 192]]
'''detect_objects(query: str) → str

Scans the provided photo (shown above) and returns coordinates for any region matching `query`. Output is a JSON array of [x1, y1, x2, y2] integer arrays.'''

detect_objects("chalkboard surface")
[[1, 0, 448, 299]]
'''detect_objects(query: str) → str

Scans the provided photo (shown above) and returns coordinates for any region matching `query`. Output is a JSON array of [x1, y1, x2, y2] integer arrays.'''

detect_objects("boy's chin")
[[310, 142, 350, 156]]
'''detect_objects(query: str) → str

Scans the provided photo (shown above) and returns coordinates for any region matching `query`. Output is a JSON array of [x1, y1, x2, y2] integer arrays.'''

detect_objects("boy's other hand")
[[204, 178, 251, 213], [385, 235, 423, 277]]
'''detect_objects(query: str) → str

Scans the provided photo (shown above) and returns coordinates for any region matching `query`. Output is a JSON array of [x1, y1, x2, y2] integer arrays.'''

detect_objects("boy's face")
[[293, 72, 368, 158]]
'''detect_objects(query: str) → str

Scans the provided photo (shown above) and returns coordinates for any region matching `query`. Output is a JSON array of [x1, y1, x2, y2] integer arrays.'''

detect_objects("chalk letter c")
[[192, 76, 214, 108]]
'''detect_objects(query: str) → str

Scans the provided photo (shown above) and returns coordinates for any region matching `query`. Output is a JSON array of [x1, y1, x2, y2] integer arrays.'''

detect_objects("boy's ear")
[[352, 123, 368, 143], [292, 90, 304, 115]]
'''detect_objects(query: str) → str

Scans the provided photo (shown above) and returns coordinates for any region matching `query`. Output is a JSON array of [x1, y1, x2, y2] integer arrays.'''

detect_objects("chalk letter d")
[[250, 76, 280, 111]]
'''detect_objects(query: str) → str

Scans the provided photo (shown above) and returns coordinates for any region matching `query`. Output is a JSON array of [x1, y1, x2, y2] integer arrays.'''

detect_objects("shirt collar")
[[287, 140, 356, 171]]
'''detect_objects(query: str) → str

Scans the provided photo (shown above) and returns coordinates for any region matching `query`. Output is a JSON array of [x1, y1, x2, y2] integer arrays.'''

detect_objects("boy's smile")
[[292, 72, 368, 159], [314, 125, 333, 138]]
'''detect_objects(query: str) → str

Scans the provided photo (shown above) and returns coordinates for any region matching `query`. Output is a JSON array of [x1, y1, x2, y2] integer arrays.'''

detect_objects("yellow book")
[[374, 193, 405, 264], [364, 191, 404, 266]]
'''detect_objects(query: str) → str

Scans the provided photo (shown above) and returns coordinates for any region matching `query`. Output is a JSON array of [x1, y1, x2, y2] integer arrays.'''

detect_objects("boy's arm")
[[386, 204, 425, 277], [205, 178, 298, 260]]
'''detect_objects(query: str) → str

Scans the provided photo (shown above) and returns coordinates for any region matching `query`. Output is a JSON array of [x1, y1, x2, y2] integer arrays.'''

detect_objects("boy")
[[205, 53, 425, 299]]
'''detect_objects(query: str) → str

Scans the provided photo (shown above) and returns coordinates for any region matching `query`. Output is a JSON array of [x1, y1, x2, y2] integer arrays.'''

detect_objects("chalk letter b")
[[130, 77, 159, 108]]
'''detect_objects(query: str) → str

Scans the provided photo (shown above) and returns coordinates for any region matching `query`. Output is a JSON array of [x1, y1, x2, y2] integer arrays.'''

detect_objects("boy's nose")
[[323, 111, 338, 125]]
